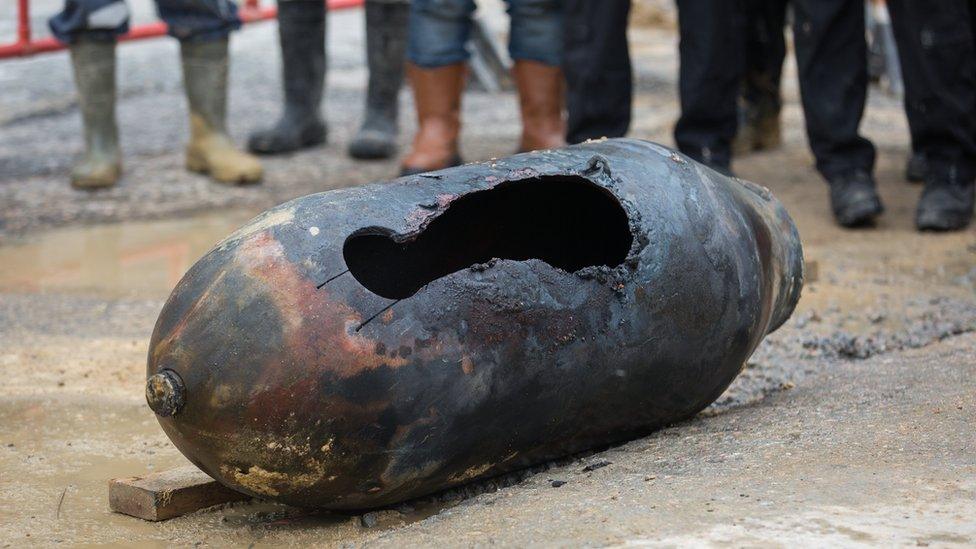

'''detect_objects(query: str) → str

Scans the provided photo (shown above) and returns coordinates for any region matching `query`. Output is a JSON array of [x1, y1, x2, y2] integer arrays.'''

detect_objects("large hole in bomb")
[[343, 176, 633, 300]]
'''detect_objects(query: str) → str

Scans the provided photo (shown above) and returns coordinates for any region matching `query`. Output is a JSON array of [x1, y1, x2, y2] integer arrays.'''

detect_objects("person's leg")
[[249, 0, 328, 155], [49, 0, 129, 189], [401, 0, 475, 174], [349, 0, 410, 160], [735, 0, 787, 154], [888, 0, 976, 230], [673, 0, 745, 174], [791, 0, 874, 178], [562, 0, 631, 143], [156, 0, 262, 183], [792, 0, 881, 227], [508, 0, 566, 152], [756, 0, 788, 105]]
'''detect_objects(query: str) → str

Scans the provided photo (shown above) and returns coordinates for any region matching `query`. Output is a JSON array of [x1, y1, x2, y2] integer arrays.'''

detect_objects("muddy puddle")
[[0, 210, 258, 299]]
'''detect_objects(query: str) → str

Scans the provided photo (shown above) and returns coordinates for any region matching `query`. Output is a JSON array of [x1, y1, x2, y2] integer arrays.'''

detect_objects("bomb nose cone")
[[146, 370, 186, 417]]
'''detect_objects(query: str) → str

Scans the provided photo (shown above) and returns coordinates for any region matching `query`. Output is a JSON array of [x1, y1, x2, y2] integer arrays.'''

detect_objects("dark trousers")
[[563, 0, 633, 143], [50, 0, 241, 44], [675, 0, 875, 178], [791, 0, 875, 179], [742, 0, 787, 112], [674, 0, 745, 169], [887, 0, 976, 182]]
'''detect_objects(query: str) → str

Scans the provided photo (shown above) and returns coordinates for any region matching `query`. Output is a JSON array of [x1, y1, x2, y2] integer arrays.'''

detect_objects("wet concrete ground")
[[1, 5, 975, 547]]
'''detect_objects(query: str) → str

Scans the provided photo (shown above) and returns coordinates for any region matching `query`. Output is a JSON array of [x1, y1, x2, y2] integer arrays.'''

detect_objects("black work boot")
[[905, 151, 928, 183], [827, 170, 884, 227], [916, 167, 975, 231], [248, 0, 326, 154], [348, 0, 409, 160]]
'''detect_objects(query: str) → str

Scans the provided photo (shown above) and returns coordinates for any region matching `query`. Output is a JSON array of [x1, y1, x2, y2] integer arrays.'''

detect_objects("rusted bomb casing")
[[146, 138, 803, 509]]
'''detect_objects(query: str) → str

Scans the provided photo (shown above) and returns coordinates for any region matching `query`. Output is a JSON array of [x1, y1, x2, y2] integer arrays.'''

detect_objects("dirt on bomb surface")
[[1, 8, 975, 547]]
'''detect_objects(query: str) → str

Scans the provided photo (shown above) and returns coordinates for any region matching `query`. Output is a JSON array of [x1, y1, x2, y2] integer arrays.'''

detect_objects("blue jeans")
[[50, 0, 241, 44], [408, 0, 563, 67]]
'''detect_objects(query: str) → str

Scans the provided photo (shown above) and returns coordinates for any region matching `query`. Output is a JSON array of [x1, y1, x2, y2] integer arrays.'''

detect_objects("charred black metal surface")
[[146, 138, 804, 509]]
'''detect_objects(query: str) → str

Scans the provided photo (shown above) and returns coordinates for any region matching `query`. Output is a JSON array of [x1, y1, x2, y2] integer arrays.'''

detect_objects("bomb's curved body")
[[146, 138, 803, 509]]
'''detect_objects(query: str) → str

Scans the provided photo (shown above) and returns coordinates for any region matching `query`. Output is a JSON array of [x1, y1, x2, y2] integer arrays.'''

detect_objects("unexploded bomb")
[[145, 138, 803, 509]]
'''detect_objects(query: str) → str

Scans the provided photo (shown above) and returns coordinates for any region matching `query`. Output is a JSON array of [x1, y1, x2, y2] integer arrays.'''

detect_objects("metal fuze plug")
[[146, 370, 186, 417]]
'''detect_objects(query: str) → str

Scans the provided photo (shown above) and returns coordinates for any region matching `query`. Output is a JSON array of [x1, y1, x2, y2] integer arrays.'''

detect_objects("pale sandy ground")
[[0, 5, 975, 548]]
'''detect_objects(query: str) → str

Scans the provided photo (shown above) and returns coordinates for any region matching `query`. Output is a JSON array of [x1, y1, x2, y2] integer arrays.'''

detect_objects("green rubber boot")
[[181, 39, 263, 184], [69, 38, 121, 189]]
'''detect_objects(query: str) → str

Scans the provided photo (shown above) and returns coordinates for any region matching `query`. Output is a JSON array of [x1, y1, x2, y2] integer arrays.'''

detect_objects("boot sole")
[[836, 198, 884, 228], [399, 154, 463, 177], [71, 178, 118, 190], [186, 152, 262, 185], [916, 210, 972, 231], [248, 125, 326, 155], [348, 138, 397, 160], [71, 165, 121, 190]]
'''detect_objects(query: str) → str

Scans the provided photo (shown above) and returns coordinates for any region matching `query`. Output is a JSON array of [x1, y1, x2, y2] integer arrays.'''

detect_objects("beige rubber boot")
[[754, 104, 782, 151], [180, 39, 262, 184], [733, 96, 782, 155], [70, 38, 121, 189]]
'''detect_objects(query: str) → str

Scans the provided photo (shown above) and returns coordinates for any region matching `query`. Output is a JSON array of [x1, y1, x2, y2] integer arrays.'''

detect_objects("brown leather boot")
[[400, 63, 465, 176], [514, 60, 566, 153]]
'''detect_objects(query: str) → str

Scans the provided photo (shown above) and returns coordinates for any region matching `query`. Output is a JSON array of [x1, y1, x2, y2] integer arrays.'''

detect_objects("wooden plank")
[[109, 465, 249, 521]]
